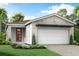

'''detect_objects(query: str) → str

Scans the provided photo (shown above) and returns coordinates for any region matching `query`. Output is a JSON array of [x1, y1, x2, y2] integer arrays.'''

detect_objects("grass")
[[0, 45, 60, 56]]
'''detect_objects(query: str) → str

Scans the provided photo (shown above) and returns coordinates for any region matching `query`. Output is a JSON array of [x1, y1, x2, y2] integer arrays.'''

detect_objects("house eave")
[[7, 24, 25, 27], [36, 24, 74, 27]]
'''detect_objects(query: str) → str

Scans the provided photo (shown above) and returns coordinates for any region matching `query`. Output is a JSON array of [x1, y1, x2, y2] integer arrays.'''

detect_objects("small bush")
[[22, 45, 31, 49], [70, 35, 73, 45], [15, 44, 22, 48], [0, 41, 11, 45], [11, 43, 17, 46], [38, 45, 46, 49], [11, 43, 17, 48], [2, 41, 6, 44], [0, 32, 6, 43], [32, 34, 36, 45], [5, 41, 11, 45], [30, 44, 46, 49]]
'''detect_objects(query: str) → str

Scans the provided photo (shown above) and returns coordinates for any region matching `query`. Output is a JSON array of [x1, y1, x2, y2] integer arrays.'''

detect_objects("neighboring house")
[[6, 13, 75, 45]]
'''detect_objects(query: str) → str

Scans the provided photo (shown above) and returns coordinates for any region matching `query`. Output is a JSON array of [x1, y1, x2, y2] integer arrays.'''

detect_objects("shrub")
[[38, 45, 46, 49], [5, 41, 11, 45], [22, 45, 31, 49], [0, 32, 11, 45], [2, 41, 6, 44], [6, 38, 12, 43], [0, 32, 6, 43], [0, 40, 11, 45], [32, 34, 36, 45], [70, 35, 73, 45], [11, 43, 17, 48], [15, 44, 22, 48], [30, 44, 46, 49], [13, 44, 31, 49]]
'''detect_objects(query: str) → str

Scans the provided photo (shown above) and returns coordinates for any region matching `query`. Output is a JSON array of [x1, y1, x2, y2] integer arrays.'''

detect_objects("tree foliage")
[[73, 6, 79, 16], [11, 13, 24, 22], [0, 8, 8, 32], [0, 8, 8, 22], [66, 14, 76, 21], [57, 9, 67, 17], [73, 6, 79, 25], [69, 35, 73, 45]]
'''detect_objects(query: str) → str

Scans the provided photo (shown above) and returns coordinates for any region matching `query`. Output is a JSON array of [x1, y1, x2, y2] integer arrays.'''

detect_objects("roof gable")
[[30, 14, 75, 25], [33, 14, 75, 24], [24, 13, 75, 25]]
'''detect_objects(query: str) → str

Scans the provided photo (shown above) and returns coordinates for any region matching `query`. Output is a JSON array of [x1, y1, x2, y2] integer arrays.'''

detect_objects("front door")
[[16, 28, 22, 42]]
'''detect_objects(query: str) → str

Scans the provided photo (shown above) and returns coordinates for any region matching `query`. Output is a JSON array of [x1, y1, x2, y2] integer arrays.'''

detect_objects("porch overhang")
[[7, 24, 25, 28]]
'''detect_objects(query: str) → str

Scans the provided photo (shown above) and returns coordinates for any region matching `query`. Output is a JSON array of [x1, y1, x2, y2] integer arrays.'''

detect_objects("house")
[[6, 13, 75, 45]]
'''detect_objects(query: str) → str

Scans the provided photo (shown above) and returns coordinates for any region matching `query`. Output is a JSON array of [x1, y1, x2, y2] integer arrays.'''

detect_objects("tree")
[[0, 8, 8, 32], [66, 14, 76, 21], [73, 6, 79, 16], [11, 13, 24, 22], [0, 8, 8, 22], [73, 6, 79, 25], [57, 9, 67, 17]]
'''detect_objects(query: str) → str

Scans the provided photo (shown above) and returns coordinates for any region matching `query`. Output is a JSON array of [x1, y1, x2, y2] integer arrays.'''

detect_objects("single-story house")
[[6, 13, 75, 45]]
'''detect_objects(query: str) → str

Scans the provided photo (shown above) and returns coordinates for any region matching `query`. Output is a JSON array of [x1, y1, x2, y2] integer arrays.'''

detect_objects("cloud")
[[24, 16, 36, 20], [41, 4, 74, 15], [0, 3, 9, 8]]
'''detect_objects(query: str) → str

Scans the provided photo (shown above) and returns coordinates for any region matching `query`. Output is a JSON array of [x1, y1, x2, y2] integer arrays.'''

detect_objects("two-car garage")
[[37, 26, 70, 44]]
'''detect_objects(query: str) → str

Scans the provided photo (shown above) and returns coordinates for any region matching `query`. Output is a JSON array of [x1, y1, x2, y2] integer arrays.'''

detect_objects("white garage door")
[[37, 27, 70, 44]]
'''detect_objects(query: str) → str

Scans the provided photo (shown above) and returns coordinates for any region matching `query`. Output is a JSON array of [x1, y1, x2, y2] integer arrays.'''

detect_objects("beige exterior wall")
[[32, 23, 38, 44], [25, 24, 32, 44], [6, 26, 11, 40], [11, 27, 16, 43]]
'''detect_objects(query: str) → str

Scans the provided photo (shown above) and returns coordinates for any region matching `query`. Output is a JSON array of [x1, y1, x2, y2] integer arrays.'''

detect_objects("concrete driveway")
[[45, 45, 79, 56]]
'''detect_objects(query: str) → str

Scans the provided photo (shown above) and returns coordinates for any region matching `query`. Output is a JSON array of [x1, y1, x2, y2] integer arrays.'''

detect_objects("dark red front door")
[[16, 28, 22, 42]]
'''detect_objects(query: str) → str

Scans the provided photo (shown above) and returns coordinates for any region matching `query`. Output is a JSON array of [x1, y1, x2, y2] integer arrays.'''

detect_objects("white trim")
[[7, 24, 25, 26], [7, 24, 25, 27]]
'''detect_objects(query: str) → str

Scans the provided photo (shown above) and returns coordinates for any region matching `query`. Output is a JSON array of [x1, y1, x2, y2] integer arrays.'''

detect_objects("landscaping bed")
[[11, 43, 46, 49]]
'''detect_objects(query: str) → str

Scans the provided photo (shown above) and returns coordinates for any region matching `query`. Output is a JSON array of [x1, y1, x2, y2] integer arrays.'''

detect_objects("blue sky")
[[0, 3, 79, 20]]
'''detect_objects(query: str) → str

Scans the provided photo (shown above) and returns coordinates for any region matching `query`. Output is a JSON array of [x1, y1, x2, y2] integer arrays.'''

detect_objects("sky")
[[0, 3, 79, 20]]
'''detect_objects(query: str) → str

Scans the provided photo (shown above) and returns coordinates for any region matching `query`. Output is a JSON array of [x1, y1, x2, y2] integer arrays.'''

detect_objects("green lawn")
[[0, 45, 60, 56]]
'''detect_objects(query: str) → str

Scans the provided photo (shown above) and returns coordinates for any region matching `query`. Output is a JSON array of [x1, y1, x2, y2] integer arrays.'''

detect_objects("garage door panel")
[[37, 27, 69, 44]]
